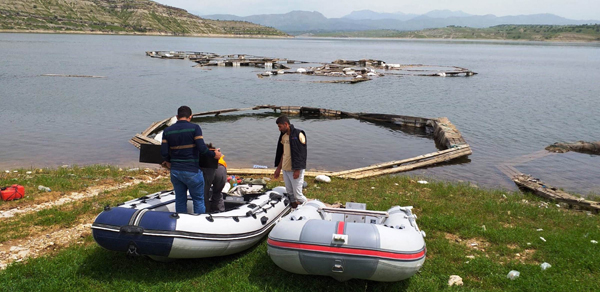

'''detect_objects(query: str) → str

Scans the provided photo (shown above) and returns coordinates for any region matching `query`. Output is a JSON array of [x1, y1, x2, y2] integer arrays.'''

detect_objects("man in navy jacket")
[[161, 106, 221, 214]]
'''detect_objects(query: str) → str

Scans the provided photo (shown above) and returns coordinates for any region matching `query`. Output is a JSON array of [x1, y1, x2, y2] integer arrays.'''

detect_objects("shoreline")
[[300, 35, 600, 44], [3, 29, 599, 43], [0, 29, 293, 39]]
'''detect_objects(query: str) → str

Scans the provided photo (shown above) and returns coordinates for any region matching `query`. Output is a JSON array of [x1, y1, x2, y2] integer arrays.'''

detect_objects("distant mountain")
[[422, 10, 472, 18], [203, 11, 362, 33], [201, 10, 600, 35], [0, 0, 286, 36], [342, 10, 418, 21]]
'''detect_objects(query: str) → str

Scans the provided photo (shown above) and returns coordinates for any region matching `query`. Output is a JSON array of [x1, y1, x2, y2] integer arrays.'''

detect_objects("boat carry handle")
[[120, 225, 144, 235], [318, 207, 389, 218]]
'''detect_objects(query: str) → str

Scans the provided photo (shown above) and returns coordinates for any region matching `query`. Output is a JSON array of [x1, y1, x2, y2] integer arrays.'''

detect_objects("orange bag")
[[1, 184, 25, 201]]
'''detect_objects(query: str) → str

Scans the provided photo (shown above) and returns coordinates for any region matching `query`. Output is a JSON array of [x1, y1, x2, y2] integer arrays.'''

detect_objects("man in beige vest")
[[274, 115, 307, 208]]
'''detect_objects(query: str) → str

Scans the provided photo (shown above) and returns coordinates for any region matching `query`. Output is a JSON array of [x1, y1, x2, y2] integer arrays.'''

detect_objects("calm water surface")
[[1, 34, 599, 195]]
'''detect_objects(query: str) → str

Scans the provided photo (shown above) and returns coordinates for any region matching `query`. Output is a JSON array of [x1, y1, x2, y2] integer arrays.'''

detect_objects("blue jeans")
[[170, 169, 205, 214]]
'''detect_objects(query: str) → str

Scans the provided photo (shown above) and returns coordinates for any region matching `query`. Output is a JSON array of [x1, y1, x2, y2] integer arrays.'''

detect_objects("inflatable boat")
[[92, 185, 291, 260], [267, 201, 426, 282]]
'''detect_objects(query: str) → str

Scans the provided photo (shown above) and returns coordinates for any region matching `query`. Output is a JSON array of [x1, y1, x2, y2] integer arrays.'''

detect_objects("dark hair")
[[177, 106, 192, 119], [276, 115, 290, 125]]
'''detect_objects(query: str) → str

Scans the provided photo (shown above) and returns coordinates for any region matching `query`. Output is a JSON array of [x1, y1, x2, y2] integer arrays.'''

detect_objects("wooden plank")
[[342, 147, 472, 179], [329, 146, 470, 177], [134, 134, 161, 145], [497, 164, 520, 178], [191, 107, 257, 117], [141, 116, 172, 136], [227, 168, 330, 177], [513, 174, 600, 213]]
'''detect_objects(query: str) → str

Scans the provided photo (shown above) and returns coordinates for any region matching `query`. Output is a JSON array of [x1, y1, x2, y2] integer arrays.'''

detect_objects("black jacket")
[[199, 148, 219, 169], [274, 124, 307, 170]]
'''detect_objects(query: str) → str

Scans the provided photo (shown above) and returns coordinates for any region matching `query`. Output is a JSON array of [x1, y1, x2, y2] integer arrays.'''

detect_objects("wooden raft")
[[512, 174, 600, 213], [130, 105, 472, 179]]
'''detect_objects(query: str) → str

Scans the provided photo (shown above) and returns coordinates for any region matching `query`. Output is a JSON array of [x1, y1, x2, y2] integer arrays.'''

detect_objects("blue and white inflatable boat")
[[267, 201, 426, 282], [92, 186, 291, 260]]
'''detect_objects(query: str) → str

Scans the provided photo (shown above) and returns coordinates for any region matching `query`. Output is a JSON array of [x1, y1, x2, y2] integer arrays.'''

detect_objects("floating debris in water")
[[146, 51, 477, 84]]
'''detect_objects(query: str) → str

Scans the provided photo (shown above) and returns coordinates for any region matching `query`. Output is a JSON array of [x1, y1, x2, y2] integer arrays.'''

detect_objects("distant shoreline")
[[0, 29, 293, 39], [300, 35, 600, 44], [2, 29, 598, 44]]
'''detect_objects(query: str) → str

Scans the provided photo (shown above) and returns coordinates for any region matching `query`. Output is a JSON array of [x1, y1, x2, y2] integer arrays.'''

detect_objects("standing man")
[[274, 115, 307, 208], [161, 106, 221, 214]]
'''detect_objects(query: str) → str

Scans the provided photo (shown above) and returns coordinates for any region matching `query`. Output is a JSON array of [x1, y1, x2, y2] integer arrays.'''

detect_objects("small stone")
[[466, 255, 475, 259], [17, 250, 30, 258], [537, 229, 543, 231], [540, 237, 546, 242], [448, 275, 463, 286], [371, 187, 375, 189], [507, 270, 520, 280], [592, 240, 598, 244]]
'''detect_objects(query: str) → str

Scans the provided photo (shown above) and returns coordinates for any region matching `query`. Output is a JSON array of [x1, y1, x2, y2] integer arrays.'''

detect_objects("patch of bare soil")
[[0, 174, 165, 219], [445, 232, 539, 265], [0, 220, 91, 270], [0, 171, 167, 270]]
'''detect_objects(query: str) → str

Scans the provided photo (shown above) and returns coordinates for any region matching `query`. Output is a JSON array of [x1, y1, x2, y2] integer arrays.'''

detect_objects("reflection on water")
[[184, 113, 439, 172]]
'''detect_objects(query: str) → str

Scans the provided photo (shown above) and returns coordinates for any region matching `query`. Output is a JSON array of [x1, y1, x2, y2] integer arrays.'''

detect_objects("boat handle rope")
[[183, 197, 284, 220]]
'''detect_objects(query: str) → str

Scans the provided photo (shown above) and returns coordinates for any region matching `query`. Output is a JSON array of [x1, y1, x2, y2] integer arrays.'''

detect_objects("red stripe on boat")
[[336, 221, 345, 234], [268, 238, 426, 261]]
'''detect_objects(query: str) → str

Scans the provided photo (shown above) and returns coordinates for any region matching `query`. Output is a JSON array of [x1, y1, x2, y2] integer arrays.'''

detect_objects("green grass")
[[0, 169, 599, 291], [0, 165, 170, 242]]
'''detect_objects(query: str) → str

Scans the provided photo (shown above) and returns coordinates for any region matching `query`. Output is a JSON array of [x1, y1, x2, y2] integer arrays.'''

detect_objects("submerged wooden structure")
[[498, 150, 600, 213], [513, 174, 600, 213], [146, 51, 477, 83], [130, 105, 472, 179]]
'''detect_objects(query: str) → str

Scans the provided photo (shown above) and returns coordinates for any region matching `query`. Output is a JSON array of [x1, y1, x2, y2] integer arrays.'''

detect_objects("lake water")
[[1, 33, 599, 196]]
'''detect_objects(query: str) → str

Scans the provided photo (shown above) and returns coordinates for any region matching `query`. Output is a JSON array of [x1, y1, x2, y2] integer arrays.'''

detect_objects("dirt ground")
[[0, 172, 166, 270]]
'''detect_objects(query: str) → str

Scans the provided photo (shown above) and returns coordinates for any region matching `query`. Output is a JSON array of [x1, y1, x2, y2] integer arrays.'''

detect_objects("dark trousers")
[[201, 166, 226, 213]]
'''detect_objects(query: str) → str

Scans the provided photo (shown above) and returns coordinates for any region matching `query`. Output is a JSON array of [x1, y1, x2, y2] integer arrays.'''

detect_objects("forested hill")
[[0, 0, 287, 36]]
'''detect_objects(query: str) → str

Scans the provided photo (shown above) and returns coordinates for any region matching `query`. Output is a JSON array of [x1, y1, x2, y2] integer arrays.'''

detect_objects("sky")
[[153, 0, 599, 20]]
